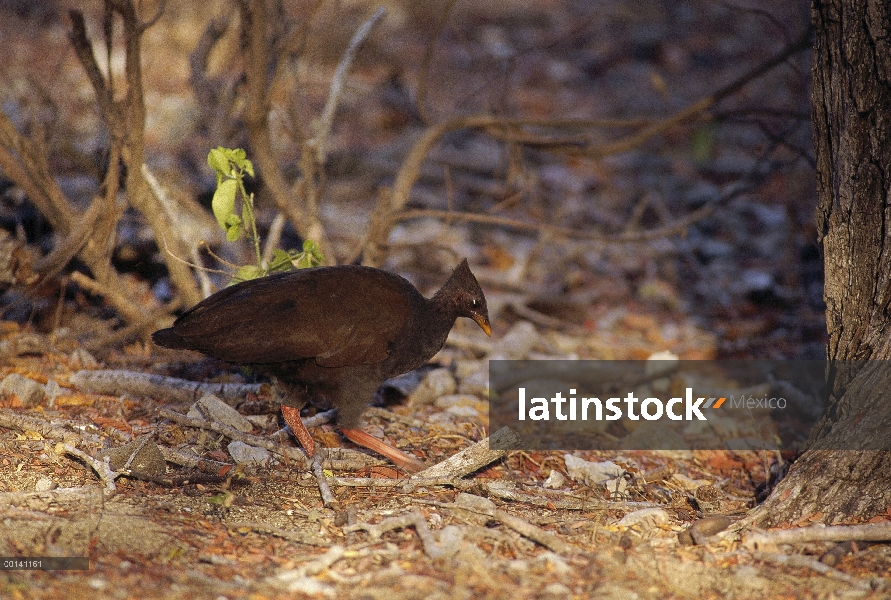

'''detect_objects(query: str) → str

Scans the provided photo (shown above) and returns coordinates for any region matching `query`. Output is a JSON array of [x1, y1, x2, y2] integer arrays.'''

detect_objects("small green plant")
[[207, 147, 323, 282]]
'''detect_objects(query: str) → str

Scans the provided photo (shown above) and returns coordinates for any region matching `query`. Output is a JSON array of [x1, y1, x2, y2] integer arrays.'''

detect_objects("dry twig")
[[0, 408, 83, 445], [158, 445, 233, 475], [331, 476, 475, 491], [492, 509, 576, 556], [312, 454, 337, 508], [69, 370, 262, 405], [310, 6, 386, 164], [343, 510, 445, 559], [412, 426, 521, 479], [743, 522, 891, 551], [482, 480, 660, 511], [59, 443, 118, 497]]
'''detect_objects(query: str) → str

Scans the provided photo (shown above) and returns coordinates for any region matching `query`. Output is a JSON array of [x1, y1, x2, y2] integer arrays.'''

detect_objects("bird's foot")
[[281, 405, 316, 458], [340, 428, 426, 474]]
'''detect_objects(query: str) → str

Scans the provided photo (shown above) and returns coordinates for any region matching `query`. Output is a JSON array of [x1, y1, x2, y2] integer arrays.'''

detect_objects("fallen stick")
[[744, 522, 891, 551], [69, 370, 261, 405], [59, 443, 117, 497], [438, 492, 577, 556], [158, 446, 233, 475], [312, 455, 337, 509], [343, 510, 444, 559], [0, 408, 83, 444], [492, 509, 577, 556], [411, 426, 520, 479], [482, 480, 660, 511]]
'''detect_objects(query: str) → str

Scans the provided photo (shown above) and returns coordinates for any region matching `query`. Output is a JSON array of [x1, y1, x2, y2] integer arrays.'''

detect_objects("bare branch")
[[68, 0, 202, 310], [70, 271, 148, 324], [310, 6, 386, 164], [68, 11, 118, 131], [744, 522, 891, 551], [189, 14, 236, 144], [32, 196, 104, 277], [239, 0, 333, 261], [69, 369, 261, 405], [0, 100, 134, 305], [0, 112, 75, 231], [311, 455, 337, 508], [753, 551, 875, 590]]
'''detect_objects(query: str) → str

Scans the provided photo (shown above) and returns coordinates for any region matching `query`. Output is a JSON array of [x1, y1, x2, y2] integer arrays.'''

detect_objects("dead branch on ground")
[[743, 522, 891, 551]]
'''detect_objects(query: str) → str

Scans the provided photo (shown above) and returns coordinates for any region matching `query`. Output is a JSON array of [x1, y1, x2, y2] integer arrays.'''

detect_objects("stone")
[[188, 394, 253, 433], [227, 441, 270, 469], [0, 373, 46, 407]]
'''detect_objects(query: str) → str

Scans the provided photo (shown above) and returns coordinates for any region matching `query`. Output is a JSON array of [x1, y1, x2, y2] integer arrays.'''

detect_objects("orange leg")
[[340, 428, 426, 473], [281, 405, 316, 458]]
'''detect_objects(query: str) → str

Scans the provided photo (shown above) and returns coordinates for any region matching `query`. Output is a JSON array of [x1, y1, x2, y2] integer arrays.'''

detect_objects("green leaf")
[[226, 149, 252, 175], [207, 491, 235, 507], [300, 239, 324, 266], [211, 178, 238, 230], [207, 147, 230, 178], [224, 213, 242, 242], [267, 248, 294, 272], [294, 250, 321, 269], [232, 264, 262, 282], [229, 147, 246, 164]]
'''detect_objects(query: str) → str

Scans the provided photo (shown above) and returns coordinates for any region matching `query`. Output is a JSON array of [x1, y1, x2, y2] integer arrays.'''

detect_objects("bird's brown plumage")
[[154, 265, 414, 368], [152, 259, 490, 470]]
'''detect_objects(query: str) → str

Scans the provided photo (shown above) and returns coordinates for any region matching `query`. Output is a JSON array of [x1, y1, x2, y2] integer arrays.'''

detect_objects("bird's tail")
[[151, 327, 187, 349]]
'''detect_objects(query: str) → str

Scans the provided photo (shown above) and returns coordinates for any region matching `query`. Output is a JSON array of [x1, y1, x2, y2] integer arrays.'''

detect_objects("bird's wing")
[[169, 267, 412, 367]]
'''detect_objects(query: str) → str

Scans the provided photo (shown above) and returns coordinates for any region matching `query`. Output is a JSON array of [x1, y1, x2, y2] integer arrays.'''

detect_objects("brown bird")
[[152, 259, 491, 472]]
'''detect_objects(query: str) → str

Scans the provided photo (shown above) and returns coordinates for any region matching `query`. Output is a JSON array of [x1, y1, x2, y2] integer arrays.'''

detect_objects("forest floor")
[[1, 0, 889, 598]]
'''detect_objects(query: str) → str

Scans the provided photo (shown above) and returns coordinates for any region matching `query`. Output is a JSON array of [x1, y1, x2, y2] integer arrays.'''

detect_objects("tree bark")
[[753, 0, 891, 526]]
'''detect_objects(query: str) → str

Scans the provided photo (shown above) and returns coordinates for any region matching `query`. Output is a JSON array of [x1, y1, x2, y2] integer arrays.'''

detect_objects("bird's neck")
[[422, 295, 458, 338], [388, 296, 456, 375]]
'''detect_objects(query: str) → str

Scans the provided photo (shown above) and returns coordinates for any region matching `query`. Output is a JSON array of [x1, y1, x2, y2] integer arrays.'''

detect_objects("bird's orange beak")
[[473, 314, 492, 336]]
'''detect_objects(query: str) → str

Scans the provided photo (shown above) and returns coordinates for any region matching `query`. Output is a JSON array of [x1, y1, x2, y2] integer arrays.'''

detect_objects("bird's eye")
[[472, 299, 477, 306]]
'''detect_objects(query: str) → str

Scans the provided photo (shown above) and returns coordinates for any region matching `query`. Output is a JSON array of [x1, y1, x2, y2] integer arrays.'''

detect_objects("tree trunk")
[[753, 0, 891, 526]]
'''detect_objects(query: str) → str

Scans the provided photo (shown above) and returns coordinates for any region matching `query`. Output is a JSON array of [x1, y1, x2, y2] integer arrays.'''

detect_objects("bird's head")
[[437, 258, 491, 336]]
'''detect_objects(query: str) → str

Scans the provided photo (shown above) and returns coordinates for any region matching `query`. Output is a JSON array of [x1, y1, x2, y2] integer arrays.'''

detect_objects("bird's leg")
[[281, 405, 316, 458], [274, 379, 316, 458], [339, 428, 426, 473]]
